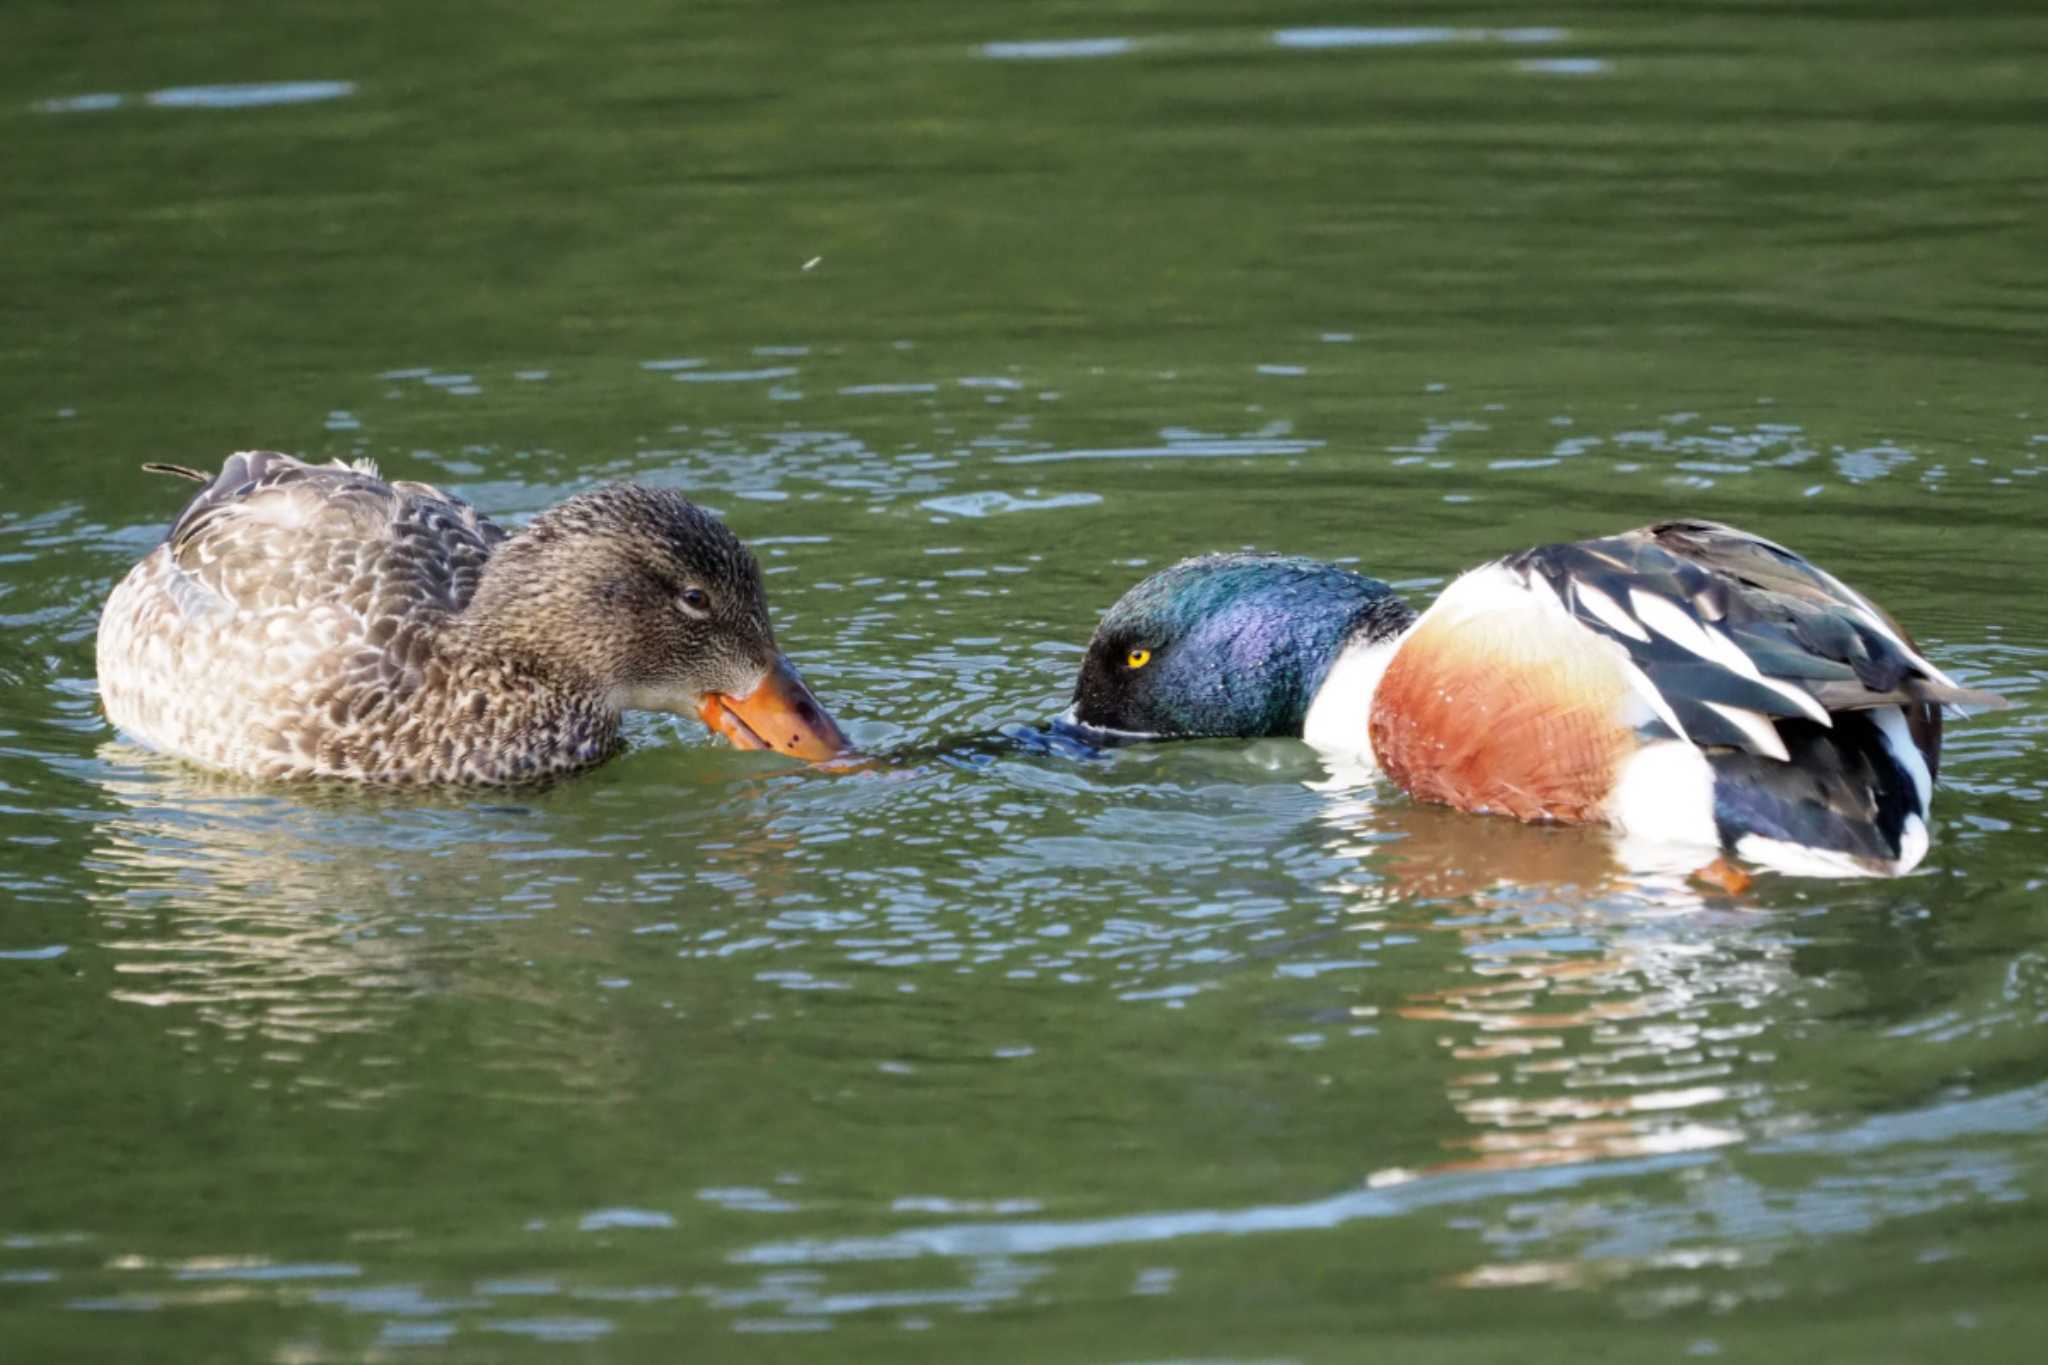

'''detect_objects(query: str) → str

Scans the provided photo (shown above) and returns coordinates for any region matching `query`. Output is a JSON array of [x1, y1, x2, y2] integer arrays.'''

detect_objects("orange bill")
[[697, 655, 850, 762]]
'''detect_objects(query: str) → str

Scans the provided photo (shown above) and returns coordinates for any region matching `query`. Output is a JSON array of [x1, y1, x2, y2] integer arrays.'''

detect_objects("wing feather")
[[1502, 520, 2004, 777], [156, 451, 506, 618]]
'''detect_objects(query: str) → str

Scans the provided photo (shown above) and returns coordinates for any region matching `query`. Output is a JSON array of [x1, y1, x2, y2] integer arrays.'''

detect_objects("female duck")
[[98, 451, 848, 785], [1066, 521, 2002, 876]]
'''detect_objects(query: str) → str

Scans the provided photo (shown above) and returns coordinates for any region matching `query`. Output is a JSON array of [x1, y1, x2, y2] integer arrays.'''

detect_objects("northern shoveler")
[[97, 451, 849, 785], [1064, 521, 2005, 877]]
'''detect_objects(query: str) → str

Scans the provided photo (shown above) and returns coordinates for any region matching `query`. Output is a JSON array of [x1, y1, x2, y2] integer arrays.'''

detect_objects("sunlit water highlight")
[[35, 81, 356, 113]]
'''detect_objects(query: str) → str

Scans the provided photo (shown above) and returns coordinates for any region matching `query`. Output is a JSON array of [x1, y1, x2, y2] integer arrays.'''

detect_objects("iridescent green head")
[[1066, 553, 1415, 739]]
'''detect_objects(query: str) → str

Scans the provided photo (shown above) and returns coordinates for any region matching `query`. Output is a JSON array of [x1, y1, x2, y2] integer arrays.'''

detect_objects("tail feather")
[[1708, 710, 1929, 874], [1810, 679, 2010, 713], [141, 462, 212, 483]]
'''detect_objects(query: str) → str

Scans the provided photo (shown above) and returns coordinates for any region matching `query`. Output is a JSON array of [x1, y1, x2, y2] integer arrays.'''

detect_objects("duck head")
[[466, 484, 849, 761], [1066, 553, 1414, 739]]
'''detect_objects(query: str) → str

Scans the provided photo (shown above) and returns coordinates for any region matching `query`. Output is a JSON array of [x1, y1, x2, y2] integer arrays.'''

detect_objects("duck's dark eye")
[[680, 587, 712, 615]]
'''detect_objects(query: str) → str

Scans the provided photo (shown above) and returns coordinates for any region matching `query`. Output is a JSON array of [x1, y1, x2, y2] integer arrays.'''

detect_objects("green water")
[[5, 2, 2047, 1359]]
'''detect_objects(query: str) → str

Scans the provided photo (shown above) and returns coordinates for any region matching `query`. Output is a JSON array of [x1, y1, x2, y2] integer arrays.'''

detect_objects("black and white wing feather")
[[1503, 520, 1999, 773]]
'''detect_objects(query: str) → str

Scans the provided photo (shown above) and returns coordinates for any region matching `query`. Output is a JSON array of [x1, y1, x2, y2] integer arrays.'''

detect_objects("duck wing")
[[1502, 520, 2002, 778], [154, 450, 507, 619]]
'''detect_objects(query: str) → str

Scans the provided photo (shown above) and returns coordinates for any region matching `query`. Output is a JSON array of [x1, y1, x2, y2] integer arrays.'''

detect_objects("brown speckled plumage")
[[98, 451, 815, 785]]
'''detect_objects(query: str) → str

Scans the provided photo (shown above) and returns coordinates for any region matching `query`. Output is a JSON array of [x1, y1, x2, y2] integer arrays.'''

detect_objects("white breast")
[[1301, 632, 1406, 766]]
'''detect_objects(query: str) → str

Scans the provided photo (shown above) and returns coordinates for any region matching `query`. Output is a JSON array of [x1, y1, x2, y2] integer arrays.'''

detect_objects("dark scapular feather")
[[1504, 520, 2004, 779]]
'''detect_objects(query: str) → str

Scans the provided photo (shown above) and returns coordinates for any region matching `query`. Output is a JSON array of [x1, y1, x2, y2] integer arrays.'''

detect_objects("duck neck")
[[1172, 573, 1416, 738], [449, 543, 611, 701], [448, 605, 598, 699]]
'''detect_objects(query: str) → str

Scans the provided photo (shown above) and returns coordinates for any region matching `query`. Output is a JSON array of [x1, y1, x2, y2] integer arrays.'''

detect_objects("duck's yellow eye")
[[1126, 647, 1152, 670]]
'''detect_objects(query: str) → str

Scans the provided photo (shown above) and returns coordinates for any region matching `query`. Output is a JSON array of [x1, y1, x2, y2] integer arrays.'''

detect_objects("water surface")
[[4, 2, 2047, 1360]]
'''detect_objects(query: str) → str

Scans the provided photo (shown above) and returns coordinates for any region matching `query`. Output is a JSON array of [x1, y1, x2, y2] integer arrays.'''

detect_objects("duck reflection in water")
[[1310, 790, 1786, 1186], [81, 751, 811, 1100]]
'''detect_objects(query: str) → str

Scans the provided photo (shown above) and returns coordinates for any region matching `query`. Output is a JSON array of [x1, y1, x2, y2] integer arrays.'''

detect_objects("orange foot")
[[1690, 856, 1754, 897]]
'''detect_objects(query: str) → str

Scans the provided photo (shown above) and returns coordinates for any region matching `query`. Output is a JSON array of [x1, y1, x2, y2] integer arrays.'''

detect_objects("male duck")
[[98, 451, 848, 785], [1065, 521, 2004, 877]]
